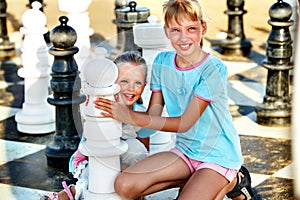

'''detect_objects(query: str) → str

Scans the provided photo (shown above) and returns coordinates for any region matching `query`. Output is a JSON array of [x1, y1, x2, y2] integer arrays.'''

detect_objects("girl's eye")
[[135, 81, 143, 87], [120, 80, 129, 84], [171, 28, 179, 33], [188, 27, 197, 32]]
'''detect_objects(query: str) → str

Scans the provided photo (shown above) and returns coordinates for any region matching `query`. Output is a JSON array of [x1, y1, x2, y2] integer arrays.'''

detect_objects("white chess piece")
[[58, 0, 93, 75], [133, 15, 174, 145], [78, 47, 127, 199], [15, 2, 55, 134]]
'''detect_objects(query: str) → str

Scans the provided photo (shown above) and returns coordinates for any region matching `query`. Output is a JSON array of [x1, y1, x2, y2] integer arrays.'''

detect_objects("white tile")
[[225, 61, 258, 77], [0, 183, 49, 200], [0, 106, 20, 121], [145, 188, 179, 200], [0, 81, 13, 89], [272, 163, 293, 179], [228, 80, 265, 107], [250, 173, 270, 187], [234, 112, 291, 139], [0, 139, 45, 165]]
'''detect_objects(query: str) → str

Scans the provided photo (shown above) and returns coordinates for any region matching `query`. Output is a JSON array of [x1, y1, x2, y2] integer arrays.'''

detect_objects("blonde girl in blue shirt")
[[96, 0, 255, 199]]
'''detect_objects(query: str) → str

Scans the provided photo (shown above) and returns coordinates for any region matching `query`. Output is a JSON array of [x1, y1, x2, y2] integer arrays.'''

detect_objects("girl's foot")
[[40, 181, 75, 200], [226, 166, 256, 200]]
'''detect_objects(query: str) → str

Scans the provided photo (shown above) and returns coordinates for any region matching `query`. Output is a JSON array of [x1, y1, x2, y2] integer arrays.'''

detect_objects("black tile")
[[0, 84, 24, 108], [0, 61, 23, 83], [228, 66, 267, 83], [254, 177, 294, 200], [230, 105, 255, 118], [0, 117, 54, 145], [0, 150, 76, 191], [240, 135, 291, 175]]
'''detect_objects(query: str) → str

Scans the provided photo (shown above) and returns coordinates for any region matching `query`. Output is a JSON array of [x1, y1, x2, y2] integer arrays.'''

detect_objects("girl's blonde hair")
[[114, 51, 147, 83], [163, 0, 203, 28]]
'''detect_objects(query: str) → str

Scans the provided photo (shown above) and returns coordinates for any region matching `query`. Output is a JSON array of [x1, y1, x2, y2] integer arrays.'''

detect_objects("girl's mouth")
[[179, 43, 191, 50], [124, 94, 135, 101]]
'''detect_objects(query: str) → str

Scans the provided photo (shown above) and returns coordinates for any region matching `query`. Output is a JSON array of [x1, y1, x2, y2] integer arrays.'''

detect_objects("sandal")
[[226, 166, 256, 200], [40, 181, 75, 200]]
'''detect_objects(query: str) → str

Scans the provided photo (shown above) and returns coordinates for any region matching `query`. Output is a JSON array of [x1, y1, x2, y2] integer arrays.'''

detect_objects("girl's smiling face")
[[115, 62, 146, 108], [165, 16, 206, 59]]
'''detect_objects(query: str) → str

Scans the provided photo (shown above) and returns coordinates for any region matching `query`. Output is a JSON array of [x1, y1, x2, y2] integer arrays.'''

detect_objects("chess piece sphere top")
[[227, 0, 244, 10], [128, 1, 137, 12], [115, 0, 129, 9], [50, 16, 77, 49], [269, 0, 292, 22], [21, 1, 47, 33], [115, 1, 150, 24], [84, 47, 118, 88]]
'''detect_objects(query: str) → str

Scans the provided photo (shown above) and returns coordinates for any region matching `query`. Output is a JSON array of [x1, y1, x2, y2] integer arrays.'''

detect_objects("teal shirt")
[[150, 51, 243, 170]]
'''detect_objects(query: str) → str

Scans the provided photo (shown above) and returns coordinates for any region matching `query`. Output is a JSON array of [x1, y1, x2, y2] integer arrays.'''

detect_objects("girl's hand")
[[114, 93, 126, 105], [94, 97, 132, 123]]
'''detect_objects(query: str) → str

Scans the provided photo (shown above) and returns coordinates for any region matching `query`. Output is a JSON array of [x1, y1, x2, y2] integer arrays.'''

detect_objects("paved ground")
[[0, 0, 297, 199]]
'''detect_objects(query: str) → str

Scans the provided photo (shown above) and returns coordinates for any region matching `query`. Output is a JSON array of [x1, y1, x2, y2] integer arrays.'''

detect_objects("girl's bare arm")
[[95, 93, 208, 133]]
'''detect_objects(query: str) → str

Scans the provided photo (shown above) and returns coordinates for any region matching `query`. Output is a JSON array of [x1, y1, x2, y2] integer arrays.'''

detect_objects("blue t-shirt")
[[150, 51, 243, 170]]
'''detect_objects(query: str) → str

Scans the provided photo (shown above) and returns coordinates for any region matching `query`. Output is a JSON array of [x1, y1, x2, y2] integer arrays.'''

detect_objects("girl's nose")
[[127, 82, 135, 90], [179, 30, 189, 40]]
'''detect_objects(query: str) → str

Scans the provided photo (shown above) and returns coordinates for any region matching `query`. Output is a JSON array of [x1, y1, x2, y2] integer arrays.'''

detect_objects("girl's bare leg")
[[43, 186, 76, 200], [214, 177, 237, 200], [215, 177, 252, 200], [58, 187, 76, 200], [114, 151, 191, 199], [173, 171, 245, 200], [178, 168, 228, 200]]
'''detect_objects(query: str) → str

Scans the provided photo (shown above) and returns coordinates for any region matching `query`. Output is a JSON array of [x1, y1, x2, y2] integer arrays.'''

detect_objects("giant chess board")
[[0, 46, 294, 199]]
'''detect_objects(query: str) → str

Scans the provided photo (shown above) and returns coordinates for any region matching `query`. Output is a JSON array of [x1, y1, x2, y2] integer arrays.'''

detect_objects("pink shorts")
[[72, 150, 88, 169], [171, 148, 238, 182]]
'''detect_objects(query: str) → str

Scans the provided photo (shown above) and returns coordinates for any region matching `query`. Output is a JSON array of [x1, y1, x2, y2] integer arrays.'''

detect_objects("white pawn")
[[133, 15, 174, 146], [134, 15, 173, 87], [79, 47, 127, 199], [58, 0, 94, 76], [15, 2, 55, 134]]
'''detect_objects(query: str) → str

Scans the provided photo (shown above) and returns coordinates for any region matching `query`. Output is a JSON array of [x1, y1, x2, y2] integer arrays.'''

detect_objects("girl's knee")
[[114, 173, 136, 198]]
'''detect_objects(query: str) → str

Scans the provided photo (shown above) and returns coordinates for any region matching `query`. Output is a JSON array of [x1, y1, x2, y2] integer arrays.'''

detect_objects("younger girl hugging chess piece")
[[41, 51, 155, 200], [96, 0, 256, 199]]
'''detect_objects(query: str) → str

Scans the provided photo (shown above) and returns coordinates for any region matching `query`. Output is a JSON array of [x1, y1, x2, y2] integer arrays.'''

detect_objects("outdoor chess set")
[[0, 0, 298, 199]]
